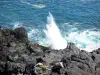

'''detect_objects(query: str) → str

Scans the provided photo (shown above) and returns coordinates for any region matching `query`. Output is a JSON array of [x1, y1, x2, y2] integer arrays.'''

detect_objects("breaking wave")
[[66, 30, 100, 52], [12, 16, 100, 52]]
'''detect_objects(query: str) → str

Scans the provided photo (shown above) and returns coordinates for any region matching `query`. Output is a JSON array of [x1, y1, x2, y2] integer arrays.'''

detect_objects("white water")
[[66, 30, 100, 52], [12, 15, 100, 52], [43, 12, 67, 50], [13, 22, 23, 29], [20, 0, 46, 9]]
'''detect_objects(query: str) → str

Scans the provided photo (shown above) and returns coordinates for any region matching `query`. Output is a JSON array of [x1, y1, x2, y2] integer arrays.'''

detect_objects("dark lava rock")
[[14, 27, 28, 43], [0, 27, 100, 75]]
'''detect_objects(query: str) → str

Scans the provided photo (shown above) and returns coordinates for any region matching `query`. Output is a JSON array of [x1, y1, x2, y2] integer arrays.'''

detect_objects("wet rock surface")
[[0, 27, 100, 75]]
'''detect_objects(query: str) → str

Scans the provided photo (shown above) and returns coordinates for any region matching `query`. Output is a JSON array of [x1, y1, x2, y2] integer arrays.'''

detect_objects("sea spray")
[[67, 30, 100, 52], [43, 12, 67, 49]]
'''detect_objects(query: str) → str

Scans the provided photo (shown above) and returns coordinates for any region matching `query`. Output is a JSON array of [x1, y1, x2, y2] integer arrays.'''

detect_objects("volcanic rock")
[[0, 27, 100, 75]]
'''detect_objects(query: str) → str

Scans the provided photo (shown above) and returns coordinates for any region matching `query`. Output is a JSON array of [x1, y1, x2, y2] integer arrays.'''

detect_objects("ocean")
[[0, 0, 100, 52]]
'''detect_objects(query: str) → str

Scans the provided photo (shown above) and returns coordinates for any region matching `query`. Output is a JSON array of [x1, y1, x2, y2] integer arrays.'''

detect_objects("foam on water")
[[12, 22, 23, 29], [43, 12, 67, 50], [20, 0, 46, 9], [28, 28, 51, 47], [66, 30, 100, 52], [28, 28, 40, 40]]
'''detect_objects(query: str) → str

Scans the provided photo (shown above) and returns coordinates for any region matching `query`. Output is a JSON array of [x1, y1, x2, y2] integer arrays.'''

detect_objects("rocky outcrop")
[[0, 27, 100, 75]]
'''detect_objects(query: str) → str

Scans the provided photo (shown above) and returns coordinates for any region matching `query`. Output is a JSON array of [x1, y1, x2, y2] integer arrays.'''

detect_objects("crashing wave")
[[12, 16, 100, 52], [43, 12, 67, 50], [66, 30, 100, 52]]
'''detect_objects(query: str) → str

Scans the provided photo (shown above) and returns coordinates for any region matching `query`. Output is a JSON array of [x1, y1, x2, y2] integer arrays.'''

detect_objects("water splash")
[[43, 12, 67, 50], [67, 30, 100, 52]]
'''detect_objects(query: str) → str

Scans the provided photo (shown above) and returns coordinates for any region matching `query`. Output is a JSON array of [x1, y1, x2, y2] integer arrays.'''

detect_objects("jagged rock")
[[51, 63, 62, 74], [95, 68, 100, 75], [91, 50, 100, 63], [14, 27, 28, 43], [0, 27, 100, 75], [27, 42, 44, 56], [0, 61, 5, 72]]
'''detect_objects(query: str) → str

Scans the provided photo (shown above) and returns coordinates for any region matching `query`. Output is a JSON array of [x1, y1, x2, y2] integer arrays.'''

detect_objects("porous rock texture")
[[0, 27, 100, 75]]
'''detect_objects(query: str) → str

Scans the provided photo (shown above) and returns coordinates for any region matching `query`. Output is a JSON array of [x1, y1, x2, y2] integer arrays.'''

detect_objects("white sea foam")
[[28, 28, 50, 47], [13, 22, 22, 29], [66, 30, 100, 52], [28, 28, 40, 40], [20, 0, 46, 9], [31, 4, 46, 9], [43, 12, 67, 50]]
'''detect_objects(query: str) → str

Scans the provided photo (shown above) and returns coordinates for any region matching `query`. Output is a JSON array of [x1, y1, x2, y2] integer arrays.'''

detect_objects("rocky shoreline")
[[0, 27, 100, 75]]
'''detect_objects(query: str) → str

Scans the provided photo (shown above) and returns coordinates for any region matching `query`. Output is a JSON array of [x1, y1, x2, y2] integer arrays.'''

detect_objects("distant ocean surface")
[[0, 0, 100, 51]]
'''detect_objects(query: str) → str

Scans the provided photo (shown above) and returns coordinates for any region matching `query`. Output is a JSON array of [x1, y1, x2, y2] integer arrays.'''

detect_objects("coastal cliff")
[[0, 27, 100, 75]]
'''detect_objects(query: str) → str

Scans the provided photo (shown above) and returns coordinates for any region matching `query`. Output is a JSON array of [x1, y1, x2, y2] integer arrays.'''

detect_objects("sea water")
[[0, 0, 100, 52]]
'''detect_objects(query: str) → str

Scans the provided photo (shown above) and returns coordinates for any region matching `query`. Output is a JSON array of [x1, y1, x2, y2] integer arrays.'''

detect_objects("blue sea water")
[[0, 0, 100, 51]]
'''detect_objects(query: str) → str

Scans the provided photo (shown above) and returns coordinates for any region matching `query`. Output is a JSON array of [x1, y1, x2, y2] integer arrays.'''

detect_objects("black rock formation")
[[0, 27, 100, 75]]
